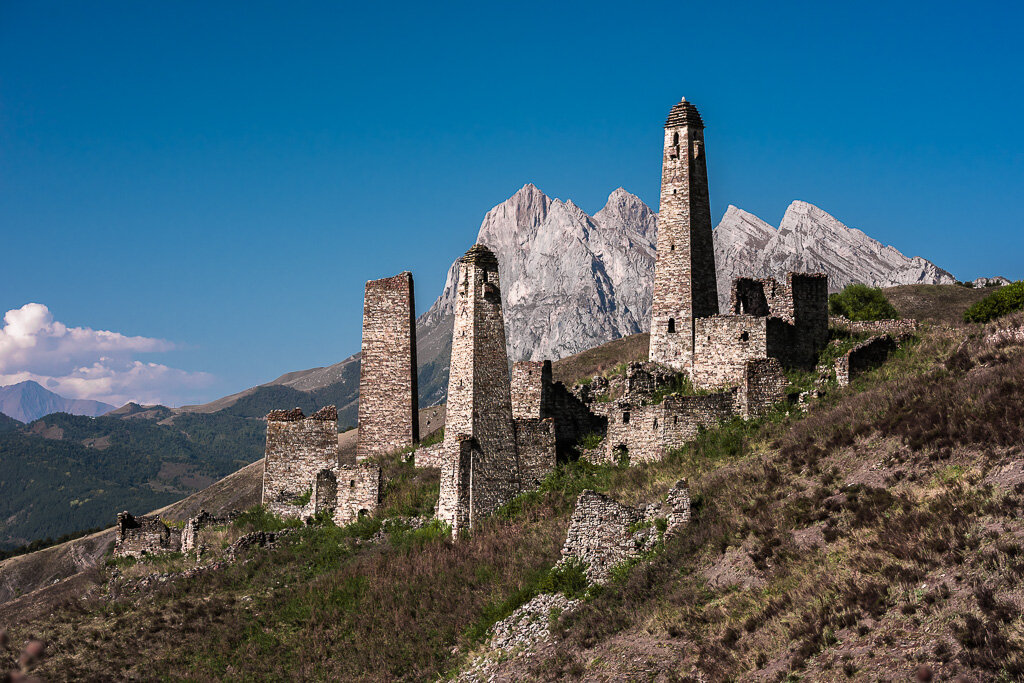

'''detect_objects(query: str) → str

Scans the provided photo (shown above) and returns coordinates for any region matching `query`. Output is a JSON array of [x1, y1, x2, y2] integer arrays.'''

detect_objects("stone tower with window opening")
[[436, 244, 521, 533], [649, 97, 719, 371]]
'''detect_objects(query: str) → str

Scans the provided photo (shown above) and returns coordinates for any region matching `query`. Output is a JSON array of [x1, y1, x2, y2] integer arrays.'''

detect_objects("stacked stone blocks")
[[357, 271, 419, 461], [262, 406, 340, 516], [437, 245, 521, 533]]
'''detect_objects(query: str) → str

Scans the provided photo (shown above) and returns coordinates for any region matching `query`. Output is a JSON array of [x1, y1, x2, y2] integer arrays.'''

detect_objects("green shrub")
[[963, 281, 1024, 323], [828, 284, 900, 321], [579, 432, 604, 450]]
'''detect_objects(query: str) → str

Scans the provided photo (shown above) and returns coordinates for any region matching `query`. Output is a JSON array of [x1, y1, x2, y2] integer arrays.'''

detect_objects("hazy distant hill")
[[0, 380, 115, 423], [0, 409, 265, 550]]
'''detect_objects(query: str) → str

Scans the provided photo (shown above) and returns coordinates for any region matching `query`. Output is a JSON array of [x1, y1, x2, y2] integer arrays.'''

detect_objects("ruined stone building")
[[357, 271, 419, 461], [510, 360, 602, 458], [114, 512, 182, 559], [649, 97, 829, 389], [436, 245, 529, 533], [261, 406, 381, 525]]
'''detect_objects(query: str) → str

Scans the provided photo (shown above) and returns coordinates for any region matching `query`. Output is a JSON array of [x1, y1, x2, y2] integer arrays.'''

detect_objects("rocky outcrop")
[[416, 185, 656, 404]]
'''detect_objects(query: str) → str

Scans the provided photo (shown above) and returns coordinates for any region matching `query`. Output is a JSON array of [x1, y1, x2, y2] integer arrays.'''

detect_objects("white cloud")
[[0, 303, 213, 407]]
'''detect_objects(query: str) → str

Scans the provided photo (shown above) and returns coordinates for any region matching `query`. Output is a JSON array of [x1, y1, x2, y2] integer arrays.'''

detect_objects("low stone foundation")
[[114, 512, 182, 559], [413, 441, 444, 468], [830, 316, 918, 340]]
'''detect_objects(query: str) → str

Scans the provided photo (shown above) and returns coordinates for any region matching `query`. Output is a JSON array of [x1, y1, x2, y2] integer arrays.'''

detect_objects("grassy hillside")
[[6, 286, 1022, 680]]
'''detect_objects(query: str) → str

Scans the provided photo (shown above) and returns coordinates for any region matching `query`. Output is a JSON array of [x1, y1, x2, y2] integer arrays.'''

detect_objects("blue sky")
[[1, 1, 1021, 406]]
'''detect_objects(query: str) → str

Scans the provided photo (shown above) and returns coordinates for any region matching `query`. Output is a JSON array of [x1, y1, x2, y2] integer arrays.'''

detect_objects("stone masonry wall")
[[560, 490, 646, 581], [114, 512, 182, 559], [262, 406, 339, 517], [514, 417, 556, 488], [836, 335, 898, 386], [735, 358, 789, 418], [511, 360, 552, 420], [357, 272, 419, 460], [333, 464, 382, 525], [437, 245, 521, 533], [601, 391, 737, 464], [787, 273, 830, 368], [650, 98, 719, 371], [414, 441, 444, 468], [561, 481, 691, 582], [692, 315, 769, 388], [181, 510, 238, 553], [830, 316, 919, 340]]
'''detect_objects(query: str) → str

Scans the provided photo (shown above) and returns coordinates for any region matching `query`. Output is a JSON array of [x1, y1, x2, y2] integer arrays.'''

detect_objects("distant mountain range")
[[0, 381, 114, 423]]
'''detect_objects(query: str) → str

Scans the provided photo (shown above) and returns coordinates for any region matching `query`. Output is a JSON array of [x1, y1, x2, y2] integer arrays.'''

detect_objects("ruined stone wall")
[[561, 482, 691, 582], [830, 316, 919, 339], [438, 437, 477, 533], [333, 464, 382, 525], [549, 382, 604, 454], [357, 272, 419, 460], [511, 360, 552, 420], [735, 358, 789, 418], [560, 490, 647, 581], [788, 273, 830, 367], [261, 406, 339, 517], [514, 417, 556, 488], [835, 335, 898, 386], [602, 391, 736, 464], [181, 510, 238, 553], [413, 441, 444, 469], [114, 512, 182, 558], [437, 245, 520, 532], [650, 98, 718, 371], [692, 315, 769, 388], [664, 480, 691, 536]]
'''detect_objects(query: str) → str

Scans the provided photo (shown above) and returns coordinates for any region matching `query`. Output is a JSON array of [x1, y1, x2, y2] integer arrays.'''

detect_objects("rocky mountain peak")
[[413, 188, 955, 405]]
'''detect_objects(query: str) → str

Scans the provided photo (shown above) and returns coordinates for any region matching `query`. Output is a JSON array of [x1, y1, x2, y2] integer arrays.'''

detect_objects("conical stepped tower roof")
[[665, 97, 704, 129]]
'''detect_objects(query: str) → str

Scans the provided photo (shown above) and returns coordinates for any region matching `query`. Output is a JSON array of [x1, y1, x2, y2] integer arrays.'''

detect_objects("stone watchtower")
[[649, 97, 719, 371], [437, 244, 520, 533], [356, 271, 419, 460]]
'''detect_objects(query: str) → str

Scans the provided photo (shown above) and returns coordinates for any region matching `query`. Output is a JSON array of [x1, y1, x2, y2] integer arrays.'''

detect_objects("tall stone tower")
[[649, 97, 719, 371], [356, 271, 419, 460], [437, 244, 520, 533]]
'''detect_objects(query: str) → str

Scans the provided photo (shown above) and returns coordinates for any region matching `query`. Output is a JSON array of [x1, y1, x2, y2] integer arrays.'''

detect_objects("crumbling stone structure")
[[691, 273, 829, 388], [357, 272, 419, 461], [181, 510, 238, 553], [511, 359, 603, 456], [835, 335, 898, 386], [114, 512, 182, 559], [561, 481, 690, 581], [514, 417, 556, 488], [649, 97, 719, 371], [600, 393, 737, 465], [311, 464, 382, 525], [262, 406, 340, 516], [437, 245, 522, 533], [261, 404, 383, 524], [830, 316, 918, 340]]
